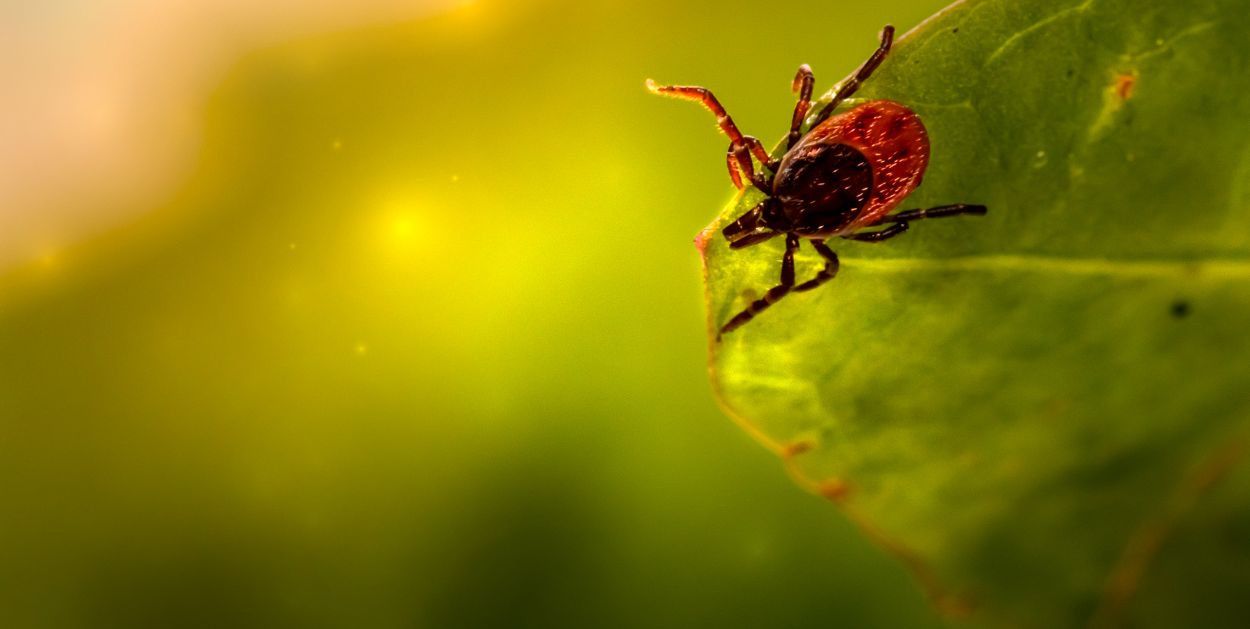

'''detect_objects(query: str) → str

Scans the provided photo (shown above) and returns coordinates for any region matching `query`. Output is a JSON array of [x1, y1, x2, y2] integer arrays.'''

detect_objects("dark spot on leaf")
[[1171, 300, 1190, 318], [1066, 68, 1075, 78], [952, 27, 960, 34]]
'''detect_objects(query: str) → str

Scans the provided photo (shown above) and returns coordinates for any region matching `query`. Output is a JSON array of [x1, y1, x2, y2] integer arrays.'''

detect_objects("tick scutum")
[[774, 143, 873, 236]]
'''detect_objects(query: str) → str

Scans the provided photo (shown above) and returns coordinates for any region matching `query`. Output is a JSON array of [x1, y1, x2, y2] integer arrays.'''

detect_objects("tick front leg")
[[729, 142, 772, 192], [725, 144, 744, 190], [812, 25, 895, 125], [742, 136, 779, 173], [647, 79, 773, 192], [719, 234, 799, 339]]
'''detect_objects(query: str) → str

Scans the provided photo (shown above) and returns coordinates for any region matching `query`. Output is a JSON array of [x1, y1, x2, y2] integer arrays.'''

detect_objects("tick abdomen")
[[797, 100, 931, 230]]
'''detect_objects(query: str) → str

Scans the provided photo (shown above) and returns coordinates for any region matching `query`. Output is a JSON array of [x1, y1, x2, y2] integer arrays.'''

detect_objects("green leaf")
[[700, 0, 1250, 626]]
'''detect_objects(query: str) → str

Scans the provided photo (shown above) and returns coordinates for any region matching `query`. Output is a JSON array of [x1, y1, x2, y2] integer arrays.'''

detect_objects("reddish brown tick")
[[648, 25, 986, 338]]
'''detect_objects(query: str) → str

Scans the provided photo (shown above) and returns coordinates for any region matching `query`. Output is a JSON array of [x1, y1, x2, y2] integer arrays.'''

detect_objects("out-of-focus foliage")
[[0, 1, 967, 628], [704, 0, 1250, 627]]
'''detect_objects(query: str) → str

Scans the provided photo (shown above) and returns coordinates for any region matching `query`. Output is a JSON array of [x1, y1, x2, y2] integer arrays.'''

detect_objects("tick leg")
[[794, 239, 840, 292], [742, 136, 780, 173], [730, 142, 772, 192], [843, 222, 909, 242], [647, 79, 773, 192], [813, 25, 895, 125], [877, 204, 988, 224], [846, 204, 988, 241], [719, 234, 799, 338], [725, 144, 744, 190], [787, 64, 814, 149]]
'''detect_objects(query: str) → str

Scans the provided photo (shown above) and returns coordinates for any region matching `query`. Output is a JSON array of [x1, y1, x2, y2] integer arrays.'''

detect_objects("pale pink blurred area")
[[0, 0, 459, 271]]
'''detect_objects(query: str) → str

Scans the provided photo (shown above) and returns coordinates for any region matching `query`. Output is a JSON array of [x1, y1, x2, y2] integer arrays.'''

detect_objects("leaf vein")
[[985, 0, 1095, 65], [841, 255, 1250, 279]]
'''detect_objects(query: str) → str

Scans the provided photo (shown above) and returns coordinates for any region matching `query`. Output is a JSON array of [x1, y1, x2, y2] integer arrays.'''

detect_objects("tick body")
[[648, 25, 987, 338], [771, 100, 929, 237]]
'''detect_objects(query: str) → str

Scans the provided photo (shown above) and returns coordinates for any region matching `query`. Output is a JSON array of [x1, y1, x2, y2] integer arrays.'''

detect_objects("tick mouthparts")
[[722, 205, 767, 244]]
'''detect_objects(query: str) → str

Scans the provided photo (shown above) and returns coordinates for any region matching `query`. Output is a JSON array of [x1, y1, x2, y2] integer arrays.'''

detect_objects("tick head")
[[723, 201, 780, 249]]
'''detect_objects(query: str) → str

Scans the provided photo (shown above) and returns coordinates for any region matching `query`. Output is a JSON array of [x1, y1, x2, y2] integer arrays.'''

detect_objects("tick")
[[648, 25, 987, 338]]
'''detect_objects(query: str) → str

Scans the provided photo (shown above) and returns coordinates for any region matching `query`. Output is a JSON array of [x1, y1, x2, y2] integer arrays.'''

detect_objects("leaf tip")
[[694, 226, 714, 255]]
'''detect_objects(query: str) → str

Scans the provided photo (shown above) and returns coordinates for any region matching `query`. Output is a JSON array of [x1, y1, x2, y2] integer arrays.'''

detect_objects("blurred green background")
[[0, 0, 961, 626]]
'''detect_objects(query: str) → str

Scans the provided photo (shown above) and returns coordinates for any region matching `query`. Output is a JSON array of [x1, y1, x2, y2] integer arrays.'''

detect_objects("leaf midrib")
[[833, 254, 1250, 278]]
